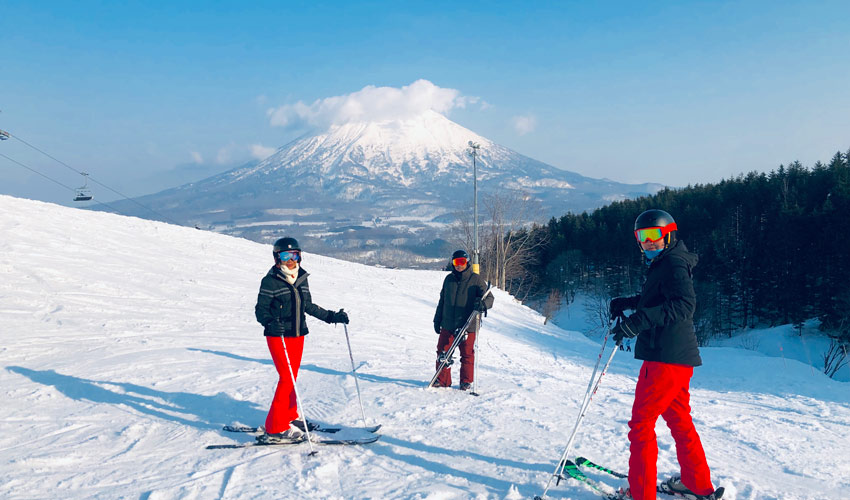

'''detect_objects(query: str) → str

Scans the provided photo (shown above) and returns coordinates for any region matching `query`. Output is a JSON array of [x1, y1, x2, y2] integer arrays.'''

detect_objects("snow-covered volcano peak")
[[252, 109, 496, 181], [323, 110, 492, 156]]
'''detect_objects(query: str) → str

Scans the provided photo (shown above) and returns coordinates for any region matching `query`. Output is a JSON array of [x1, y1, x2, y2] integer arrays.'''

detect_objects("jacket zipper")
[[293, 283, 301, 336]]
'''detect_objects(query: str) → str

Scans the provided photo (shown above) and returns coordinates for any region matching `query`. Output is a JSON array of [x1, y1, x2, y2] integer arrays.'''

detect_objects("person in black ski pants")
[[254, 237, 349, 444], [432, 249, 493, 390], [608, 209, 721, 500]]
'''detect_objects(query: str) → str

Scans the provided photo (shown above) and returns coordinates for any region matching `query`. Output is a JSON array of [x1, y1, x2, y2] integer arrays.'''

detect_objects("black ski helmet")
[[452, 249, 470, 260], [634, 209, 677, 246], [448, 249, 470, 270], [273, 237, 301, 263]]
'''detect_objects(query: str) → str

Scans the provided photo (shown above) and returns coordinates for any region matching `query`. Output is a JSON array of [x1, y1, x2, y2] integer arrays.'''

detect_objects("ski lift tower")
[[467, 141, 481, 274]]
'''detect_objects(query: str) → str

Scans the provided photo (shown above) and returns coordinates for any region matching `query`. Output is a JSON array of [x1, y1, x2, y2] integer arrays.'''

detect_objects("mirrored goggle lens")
[[278, 251, 301, 262], [452, 257, 469, 267], [635, 227, 664, 242]]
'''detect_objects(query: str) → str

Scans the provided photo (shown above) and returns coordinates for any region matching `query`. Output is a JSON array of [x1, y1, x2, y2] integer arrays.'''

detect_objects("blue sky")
[[2, 1, 849, 203]]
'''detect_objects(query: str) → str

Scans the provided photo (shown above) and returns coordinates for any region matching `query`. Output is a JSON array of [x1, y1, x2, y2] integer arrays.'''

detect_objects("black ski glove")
[[472, 298, 486, 313], [329, 309, 349, 324], [611, 317, 639, 345], [609, 297, 633, 320], [434, 322, 441, 334]]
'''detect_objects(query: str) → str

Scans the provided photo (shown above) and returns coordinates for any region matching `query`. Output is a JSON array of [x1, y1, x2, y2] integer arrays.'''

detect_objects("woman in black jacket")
[[608, 210, 722, 500], [254, 237, 348, 444]]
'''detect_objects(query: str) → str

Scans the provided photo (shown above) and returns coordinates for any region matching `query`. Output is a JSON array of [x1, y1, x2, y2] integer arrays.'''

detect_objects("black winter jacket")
[[433, 266, 494, 333], [255, 266, 334, 337], [623, 240, 702, 367]]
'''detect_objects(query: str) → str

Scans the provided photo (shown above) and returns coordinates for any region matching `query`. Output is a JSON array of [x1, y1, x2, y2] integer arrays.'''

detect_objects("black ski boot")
[[659, 476, 724, 500], [290, 418, 319, 432], [256, 427, 305, 444]]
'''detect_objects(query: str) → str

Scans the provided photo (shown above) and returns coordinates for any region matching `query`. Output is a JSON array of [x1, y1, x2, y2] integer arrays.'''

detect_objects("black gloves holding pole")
[[329, 309, 349, 324]]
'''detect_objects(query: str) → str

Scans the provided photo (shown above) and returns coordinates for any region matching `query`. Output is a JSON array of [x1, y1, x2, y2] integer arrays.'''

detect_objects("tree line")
[[504, 150, 850, 372]]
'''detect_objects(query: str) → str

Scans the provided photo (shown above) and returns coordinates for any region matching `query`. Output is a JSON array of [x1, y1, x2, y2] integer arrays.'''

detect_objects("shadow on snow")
[[7, 365, 265, 430], [187, 347, 424, 387]]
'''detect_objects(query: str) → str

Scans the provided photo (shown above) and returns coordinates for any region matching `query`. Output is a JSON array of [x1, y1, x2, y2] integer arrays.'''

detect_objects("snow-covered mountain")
[[105, 111, 662, 265], [2, 194, 848, 499]]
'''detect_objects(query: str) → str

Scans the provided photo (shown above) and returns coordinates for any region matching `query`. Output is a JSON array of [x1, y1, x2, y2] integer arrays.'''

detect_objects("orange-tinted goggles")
[[452, 257, 469, 267], [634, 223, 677, 243]]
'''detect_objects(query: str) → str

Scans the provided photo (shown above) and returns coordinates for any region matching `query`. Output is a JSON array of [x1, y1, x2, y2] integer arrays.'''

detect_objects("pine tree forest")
[[520, 149, 850, 347]]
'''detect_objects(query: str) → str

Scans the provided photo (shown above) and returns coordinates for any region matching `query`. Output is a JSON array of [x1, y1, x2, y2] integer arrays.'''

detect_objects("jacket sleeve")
[[255, 278, 275, 326], [433, 280, 445, 327], [630, 258, 695, 332], [301, 278, 334, 323], [477, 278, 494, 310]]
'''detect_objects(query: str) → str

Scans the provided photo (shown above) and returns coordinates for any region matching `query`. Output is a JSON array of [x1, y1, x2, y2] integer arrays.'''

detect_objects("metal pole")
[[471, 327, 480, 395], [539, 339, 618, 499], [280, 338, 317, 455], [343, 324, 369, 426], [468, 141, 481, 274]]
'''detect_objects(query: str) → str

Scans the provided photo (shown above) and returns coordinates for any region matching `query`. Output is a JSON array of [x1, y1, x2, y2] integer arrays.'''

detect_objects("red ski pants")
[[435, 328, 476, 387], [627, 361, 714, 500], [265, 335, 305, 434]]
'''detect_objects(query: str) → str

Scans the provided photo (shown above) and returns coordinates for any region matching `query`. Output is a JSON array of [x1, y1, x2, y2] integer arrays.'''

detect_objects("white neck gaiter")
[[281, 263, 299, 284]]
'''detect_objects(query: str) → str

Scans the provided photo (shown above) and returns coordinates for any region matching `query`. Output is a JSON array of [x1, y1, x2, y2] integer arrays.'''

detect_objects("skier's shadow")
[[369, 435, 546, 497], [7, 366, 265, 430], [187, 348, 422, 387]]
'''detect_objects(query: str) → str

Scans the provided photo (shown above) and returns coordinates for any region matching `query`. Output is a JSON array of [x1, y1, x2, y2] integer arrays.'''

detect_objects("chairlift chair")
[[73, 173, 93, 202]]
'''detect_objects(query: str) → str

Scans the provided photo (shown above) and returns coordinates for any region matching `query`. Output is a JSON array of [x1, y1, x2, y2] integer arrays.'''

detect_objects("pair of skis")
[[428, 285, 494, 393], [207, 423, 381, 449], [546, 456, 725, 500], [208, 323, 378, 451]]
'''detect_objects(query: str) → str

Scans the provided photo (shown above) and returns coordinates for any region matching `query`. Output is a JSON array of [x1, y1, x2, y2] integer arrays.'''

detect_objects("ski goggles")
[[452, 257, 469, 267], [278, 250, 301, 262], [634, 223, 677, 243]]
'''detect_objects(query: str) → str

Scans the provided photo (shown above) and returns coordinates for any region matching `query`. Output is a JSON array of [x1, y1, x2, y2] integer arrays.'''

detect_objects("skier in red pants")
[[432, 249, 493, 390], [609, 210, 723, 500], [254, 237, 349, 444]]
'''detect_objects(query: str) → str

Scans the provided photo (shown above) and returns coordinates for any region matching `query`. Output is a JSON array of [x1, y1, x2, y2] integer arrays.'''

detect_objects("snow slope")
[[1, 194, 848, 500]]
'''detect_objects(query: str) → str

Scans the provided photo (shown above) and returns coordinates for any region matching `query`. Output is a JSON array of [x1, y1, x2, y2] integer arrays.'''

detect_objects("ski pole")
[[542, 335, 609, 493], [472, 324, 480, 395], [343, 323, 369, 427], [472, 281, 491, 396], [539, 336, 618, 499], [280, 338, 317, 456]]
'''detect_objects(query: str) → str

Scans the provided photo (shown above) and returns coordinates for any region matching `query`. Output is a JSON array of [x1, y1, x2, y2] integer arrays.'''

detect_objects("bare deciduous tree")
[[450, 190, 548, 297], [542, 288, 562, 325], [582, 277, 611, 338], [822, 339, 849, 379]]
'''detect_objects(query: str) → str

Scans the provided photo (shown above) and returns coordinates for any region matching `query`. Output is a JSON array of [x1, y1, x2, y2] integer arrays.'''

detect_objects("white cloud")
[[190, 151, 203, 164], [267, 79, 474, 129], [250, 144, 277, 160], [512, 114, 538, 136]]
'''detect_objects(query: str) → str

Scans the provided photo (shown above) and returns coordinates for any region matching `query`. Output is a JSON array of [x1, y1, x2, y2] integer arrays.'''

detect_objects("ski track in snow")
[[1, 194, 848, 500]]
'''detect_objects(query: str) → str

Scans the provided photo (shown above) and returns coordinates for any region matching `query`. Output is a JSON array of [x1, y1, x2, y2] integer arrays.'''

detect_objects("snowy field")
[[1, 194, 848, 500]]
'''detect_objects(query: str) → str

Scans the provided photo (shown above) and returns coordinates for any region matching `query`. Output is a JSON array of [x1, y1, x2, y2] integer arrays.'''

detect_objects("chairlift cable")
[[0, 152, 130, 216], [7, 132, 182, 226]]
